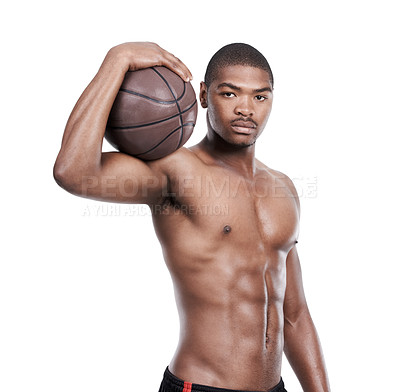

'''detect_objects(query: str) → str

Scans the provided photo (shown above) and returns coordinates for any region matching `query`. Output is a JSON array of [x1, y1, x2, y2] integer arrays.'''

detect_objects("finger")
[[162, 52, 193, 82], [170, 54, 193, 80], [154, 44, 193, 80]]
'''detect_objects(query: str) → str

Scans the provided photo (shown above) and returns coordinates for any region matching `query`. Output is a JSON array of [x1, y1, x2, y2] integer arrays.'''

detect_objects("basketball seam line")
[[150, 67, 185, 149], [107, 100, 196, 130], [119, 82, 186, 104], [134, 122, 196, 157]]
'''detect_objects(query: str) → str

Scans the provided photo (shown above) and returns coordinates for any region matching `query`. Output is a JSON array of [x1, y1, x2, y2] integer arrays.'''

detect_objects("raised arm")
[[53, 42, 192, 204], [283, 246, 331, 392]]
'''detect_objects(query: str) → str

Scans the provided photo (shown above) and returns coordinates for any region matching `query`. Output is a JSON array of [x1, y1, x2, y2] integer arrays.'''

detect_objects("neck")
[[200, 126, 257, 178]]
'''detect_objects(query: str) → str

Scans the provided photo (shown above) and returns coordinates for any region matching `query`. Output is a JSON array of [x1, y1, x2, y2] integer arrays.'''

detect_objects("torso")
[[149, 147, 299, 391]]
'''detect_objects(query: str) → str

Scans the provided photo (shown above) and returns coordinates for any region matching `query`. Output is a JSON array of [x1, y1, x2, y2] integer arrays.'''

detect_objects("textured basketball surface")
[[105, 66, 197, 160]]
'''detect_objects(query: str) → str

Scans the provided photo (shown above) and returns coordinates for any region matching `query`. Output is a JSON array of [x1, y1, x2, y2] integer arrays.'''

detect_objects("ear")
[[199, 82, 208, 108]]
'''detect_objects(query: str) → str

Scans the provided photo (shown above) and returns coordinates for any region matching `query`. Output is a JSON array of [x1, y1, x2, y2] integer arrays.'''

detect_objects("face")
[[200, 65, 273, 148]]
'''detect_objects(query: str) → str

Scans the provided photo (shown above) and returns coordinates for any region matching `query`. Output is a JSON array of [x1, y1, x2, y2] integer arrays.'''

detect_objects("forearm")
[[284, 308, 330, 392], [54, 47, 128, 183]]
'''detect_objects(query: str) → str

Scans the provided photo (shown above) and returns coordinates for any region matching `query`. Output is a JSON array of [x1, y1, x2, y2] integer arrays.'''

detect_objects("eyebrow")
[[217, 82, 272, 93]]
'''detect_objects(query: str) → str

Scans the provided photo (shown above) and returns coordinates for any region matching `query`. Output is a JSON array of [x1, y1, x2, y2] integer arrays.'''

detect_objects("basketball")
[[105, 66, 197, 160]]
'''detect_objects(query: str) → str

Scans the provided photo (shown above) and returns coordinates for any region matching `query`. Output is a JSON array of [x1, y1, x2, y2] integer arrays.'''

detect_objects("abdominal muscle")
[[166, 249, 286, 391]]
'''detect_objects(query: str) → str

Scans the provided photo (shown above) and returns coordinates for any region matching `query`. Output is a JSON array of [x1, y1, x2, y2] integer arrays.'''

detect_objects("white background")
[[1, 1, 399, 391]]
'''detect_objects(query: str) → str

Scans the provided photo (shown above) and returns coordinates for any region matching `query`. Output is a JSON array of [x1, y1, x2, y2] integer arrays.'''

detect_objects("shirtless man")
[[54, 42, 330, 392]]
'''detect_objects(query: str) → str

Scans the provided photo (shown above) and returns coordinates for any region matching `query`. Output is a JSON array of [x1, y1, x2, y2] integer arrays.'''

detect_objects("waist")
[[169, 335, 284, 391], [161, 366, 286, 392]]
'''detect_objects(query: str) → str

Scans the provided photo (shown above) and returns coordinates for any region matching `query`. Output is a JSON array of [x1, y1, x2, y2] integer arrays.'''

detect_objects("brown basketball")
[[105, 66, 197, 160]]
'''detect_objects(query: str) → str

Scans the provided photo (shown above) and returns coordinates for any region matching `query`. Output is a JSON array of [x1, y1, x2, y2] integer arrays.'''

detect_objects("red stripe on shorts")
[[183, 381, 192, 392]]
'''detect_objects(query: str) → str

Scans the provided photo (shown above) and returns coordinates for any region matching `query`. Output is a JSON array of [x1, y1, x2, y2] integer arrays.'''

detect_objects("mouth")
[[231, 120, 256, 135]]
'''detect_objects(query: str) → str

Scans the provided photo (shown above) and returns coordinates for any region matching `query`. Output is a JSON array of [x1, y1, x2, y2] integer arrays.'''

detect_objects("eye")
[[255, 95, 267, 102], [222, 92, 236, 98]]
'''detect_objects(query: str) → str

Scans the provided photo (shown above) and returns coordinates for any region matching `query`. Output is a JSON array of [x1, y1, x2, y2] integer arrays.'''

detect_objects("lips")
[[231, 120, 256, 134]]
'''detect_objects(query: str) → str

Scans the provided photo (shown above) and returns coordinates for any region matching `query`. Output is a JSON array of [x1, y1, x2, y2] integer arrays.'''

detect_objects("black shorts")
[[158, 366, 287, 392]]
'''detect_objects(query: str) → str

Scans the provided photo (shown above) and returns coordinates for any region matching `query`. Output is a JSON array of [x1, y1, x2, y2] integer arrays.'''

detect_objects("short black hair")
[[204, 43, 274, 88]]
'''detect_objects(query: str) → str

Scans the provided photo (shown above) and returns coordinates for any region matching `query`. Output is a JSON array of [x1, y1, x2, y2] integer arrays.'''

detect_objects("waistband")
[[162, 366, 285, 392]]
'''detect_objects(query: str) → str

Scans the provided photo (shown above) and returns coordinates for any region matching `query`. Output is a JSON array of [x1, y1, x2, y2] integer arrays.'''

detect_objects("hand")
[[107, 42, 193, 82]]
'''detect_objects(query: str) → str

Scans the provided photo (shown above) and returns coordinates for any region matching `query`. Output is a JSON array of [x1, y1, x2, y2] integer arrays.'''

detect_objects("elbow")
[[53, 157, 100, 197], [284, 304, 310, 330], [53, 159, 78, 193]]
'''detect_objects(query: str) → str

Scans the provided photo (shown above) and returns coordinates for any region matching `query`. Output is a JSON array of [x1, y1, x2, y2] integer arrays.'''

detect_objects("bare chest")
[[160, 169, 299, 255]]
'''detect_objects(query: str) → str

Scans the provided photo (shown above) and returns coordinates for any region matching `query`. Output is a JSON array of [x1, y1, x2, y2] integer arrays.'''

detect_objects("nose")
[[234, 96, 254, 117]]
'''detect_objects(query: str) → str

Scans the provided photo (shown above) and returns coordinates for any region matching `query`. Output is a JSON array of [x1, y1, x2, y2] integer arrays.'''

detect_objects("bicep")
[[284, 246, 309, 323], [71, 151, 167, 204]]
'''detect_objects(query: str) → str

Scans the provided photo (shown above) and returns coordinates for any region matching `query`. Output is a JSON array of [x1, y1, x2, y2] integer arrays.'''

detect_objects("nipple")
[[223, 225, 232, 234]]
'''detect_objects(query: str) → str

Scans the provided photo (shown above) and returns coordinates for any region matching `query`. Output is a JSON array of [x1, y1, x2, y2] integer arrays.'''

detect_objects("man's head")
[[204, 43, 274, 89], [200, 43, 274, 148]]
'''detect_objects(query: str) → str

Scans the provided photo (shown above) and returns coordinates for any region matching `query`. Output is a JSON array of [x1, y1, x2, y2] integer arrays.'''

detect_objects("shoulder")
[[256, 159, 300, 209], [147, 146, 206, 178]]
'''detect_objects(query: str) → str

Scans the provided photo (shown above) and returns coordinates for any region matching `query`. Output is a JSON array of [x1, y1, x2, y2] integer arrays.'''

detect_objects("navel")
[[223, 225, 232, 234]]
